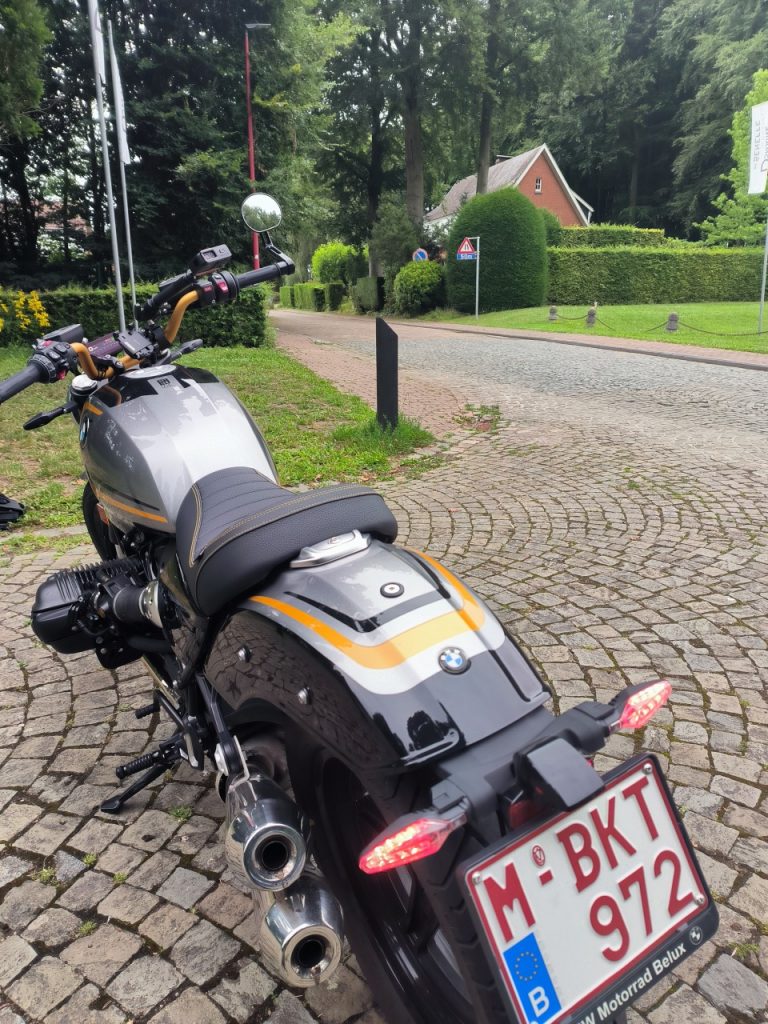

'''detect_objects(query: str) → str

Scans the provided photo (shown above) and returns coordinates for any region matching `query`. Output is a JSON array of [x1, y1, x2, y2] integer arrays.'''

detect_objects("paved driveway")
[[0, 311, 766, 1024]]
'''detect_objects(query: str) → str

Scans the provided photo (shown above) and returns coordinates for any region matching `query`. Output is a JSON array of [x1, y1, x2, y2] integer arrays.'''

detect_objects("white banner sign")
[[108, 29, 131, 165], [86, 0, 106, 86], [748, 101, 768, 195]]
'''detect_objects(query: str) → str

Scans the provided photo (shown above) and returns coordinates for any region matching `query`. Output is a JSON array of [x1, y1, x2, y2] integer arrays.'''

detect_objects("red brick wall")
[[516, 153, 584, 226]]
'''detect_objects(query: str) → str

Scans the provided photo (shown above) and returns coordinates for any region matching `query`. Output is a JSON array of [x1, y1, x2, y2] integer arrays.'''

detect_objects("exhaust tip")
[[244, 825, 306, 890], [285, 927, 342, 985]]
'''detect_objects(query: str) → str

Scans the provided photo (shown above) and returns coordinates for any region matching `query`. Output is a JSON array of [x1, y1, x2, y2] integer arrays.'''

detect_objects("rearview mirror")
[[241, 193, 282, 233]]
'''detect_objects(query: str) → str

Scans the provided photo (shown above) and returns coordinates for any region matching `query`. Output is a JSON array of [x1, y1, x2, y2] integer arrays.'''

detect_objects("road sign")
[[455, 236, 481, 317], [456, 237, 477, 260], [412, 248, 428, 261]]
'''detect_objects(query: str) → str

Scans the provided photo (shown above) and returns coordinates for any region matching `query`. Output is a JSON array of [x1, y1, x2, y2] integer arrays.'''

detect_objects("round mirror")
[[241, 193, 282, 233]]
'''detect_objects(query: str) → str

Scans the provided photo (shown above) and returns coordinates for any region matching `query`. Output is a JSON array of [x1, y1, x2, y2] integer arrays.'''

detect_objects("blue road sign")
[[456, 252, 478, 261], [412, 248, 428, 261]]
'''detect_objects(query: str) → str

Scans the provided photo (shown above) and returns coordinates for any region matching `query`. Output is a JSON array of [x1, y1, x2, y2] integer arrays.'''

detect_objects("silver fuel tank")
[[78, 364, 277, 534]]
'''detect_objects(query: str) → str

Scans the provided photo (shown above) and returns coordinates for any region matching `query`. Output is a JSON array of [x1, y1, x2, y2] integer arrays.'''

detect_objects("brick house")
[[425, 144, 593, 229]]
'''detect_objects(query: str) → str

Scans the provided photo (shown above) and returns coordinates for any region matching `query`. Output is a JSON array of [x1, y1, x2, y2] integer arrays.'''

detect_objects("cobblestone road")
[[1, 311, 767, 1024]]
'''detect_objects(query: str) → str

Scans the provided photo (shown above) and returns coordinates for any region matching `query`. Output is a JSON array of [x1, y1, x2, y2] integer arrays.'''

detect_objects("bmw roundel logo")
[[438, 647, 469, 674], [79, 417, 89, 446]]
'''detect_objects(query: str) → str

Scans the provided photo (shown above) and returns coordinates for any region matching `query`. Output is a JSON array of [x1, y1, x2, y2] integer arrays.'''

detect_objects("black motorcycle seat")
[[176, 466, 398, 615]]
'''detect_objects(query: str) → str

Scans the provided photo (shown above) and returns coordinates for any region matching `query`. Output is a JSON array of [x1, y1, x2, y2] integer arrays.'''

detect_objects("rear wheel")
[[287, 736, 510, 1024]]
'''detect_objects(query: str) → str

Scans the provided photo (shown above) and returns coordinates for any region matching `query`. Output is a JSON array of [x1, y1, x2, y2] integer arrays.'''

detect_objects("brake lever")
[[23, 401, 78, 431], [161, 338, 204, 364]]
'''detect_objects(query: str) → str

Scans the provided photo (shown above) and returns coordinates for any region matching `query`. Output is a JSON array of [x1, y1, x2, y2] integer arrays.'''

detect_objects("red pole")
[[244, 29, 259, 269]]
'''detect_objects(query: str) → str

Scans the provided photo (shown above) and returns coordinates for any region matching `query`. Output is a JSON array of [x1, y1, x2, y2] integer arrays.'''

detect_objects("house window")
[[535, 177, 542, 194]]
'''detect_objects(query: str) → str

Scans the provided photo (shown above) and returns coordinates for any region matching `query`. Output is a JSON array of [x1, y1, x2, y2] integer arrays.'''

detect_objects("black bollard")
[[376, 317, 398, 430]]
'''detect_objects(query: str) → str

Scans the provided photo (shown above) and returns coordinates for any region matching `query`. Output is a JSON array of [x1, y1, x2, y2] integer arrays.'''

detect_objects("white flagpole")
[[108, 21, 137, 329], [87, 0, 125, 332]]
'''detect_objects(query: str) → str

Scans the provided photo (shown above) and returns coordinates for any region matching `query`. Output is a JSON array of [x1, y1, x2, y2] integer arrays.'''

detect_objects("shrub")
[[559, 225, 668, 248], [0, 290, 52, 346], [547, 246, 764, 304], [446, 188, 547, 312], [540, 209, 563, 246], [393, 262, 445, 316], [279, 284, 295, 308], [351, 276, 384, 313], [323, 282, 345, 311], [3, 284, 269, 349], [370, 198, 420, 296], [293, 282, 326, 311], [311, 242, 358, 284]]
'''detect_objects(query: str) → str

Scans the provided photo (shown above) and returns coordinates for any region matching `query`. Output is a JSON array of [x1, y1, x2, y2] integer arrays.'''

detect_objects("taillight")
[[615, 680, 671, 731], [358, 809, 467, 875]]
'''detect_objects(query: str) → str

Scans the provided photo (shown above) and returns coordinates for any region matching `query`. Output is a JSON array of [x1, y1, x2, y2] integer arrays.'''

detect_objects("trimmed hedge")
[[540, 209, 563, 246], [547, 246, 765, 304], [323, 282, 345, 311], [14, 284, 269, 348], [311, 242, 357, 284], [351, 276, 384, 313], [559, 225, 668, 248], [279, 284, 295, 308], [393, 261, 445, 315], [446, 188, 547, 312], [293, 282, 326, 311]]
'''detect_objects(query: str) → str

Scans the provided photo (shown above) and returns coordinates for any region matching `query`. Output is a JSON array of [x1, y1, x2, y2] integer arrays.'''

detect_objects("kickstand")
[[100, 761, 168, 814]]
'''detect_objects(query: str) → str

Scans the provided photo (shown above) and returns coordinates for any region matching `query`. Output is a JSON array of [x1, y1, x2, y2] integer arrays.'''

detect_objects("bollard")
[[585, 306, 597, 327], [666, 312, 679, 332], [548, 305, 558, 322], [376, 317, 398, 430]]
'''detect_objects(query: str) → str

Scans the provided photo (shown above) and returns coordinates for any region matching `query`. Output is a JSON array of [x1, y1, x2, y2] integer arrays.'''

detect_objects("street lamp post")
[[244, 21, 269, 270]]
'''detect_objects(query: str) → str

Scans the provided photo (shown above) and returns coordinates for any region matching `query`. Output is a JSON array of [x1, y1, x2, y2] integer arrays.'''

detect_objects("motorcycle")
[[0, 194, 718, 1024]]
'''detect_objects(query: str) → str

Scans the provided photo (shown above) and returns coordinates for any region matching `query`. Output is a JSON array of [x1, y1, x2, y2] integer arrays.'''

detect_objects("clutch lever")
[[161, 338, 204, 364], [23, 401, 79, 431]]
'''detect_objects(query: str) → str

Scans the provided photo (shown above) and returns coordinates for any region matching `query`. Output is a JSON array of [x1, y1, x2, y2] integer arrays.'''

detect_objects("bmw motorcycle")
[[0, 195, 717, 1024]]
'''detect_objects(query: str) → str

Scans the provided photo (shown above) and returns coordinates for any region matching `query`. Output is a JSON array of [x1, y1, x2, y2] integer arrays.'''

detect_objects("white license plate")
[[463, 757, 713, 1024]]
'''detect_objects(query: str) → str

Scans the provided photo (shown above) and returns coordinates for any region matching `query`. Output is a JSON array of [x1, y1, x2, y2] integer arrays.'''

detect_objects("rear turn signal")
[[616, 680, 672, 731], [359, 809, 467, 875]]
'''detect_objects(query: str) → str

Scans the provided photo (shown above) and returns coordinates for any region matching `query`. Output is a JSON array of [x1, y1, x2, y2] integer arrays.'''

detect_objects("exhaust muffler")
[[253, 873, 344, 987], [225, 771, 307, 891]]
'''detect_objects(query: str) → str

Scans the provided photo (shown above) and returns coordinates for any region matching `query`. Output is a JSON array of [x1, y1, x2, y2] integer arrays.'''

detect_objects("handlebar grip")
[[235, 260, 295, 291], [0, 362, 45, 406]]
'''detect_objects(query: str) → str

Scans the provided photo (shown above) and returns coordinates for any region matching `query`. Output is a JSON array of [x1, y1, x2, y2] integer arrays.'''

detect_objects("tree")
[[0, 0, 50, 140], [699, 70, 768, 246]]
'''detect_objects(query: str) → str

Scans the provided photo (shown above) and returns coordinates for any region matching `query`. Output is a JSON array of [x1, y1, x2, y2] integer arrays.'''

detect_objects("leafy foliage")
[[539, 209, 563, 246], [393, 261, 445, 315], [370, 197, 420, 295], [446, 188, 547, 312], [311, 241, 356, 283], [547, 246, 764, 304], [699, 71, 768, 246], [292, 282, 326, 310], [559, 226, 669, 247], [0, 0, 50, 140], [351, 276, 384, 312]]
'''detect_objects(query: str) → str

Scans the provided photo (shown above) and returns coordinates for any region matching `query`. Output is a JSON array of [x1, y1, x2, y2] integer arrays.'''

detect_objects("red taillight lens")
[[617, 680, 671, 730], [358, 811, 466, 875]]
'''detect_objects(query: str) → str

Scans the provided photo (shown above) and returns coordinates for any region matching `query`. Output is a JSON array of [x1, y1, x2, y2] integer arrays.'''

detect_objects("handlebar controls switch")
[[189, 244, 232, 277]]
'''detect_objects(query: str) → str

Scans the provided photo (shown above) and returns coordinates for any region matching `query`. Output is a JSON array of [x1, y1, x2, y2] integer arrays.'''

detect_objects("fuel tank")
[[78, 364, 277, 534], [206, 542, 550, 772]]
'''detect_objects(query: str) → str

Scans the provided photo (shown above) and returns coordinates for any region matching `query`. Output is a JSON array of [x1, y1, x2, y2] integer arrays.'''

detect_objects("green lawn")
[[419, 302, 768, 354], [0, 345, 432, 537]]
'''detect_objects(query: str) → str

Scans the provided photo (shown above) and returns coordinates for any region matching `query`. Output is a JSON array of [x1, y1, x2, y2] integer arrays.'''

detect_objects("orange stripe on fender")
[[249, 554, 484, 671]]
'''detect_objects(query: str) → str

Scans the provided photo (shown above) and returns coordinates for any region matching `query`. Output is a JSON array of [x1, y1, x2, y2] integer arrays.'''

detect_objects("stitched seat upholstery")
[[175, 467, 398, 615]]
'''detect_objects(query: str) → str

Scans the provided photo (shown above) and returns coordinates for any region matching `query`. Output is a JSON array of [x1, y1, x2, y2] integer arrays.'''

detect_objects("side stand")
[[100, 733, 182, 814]]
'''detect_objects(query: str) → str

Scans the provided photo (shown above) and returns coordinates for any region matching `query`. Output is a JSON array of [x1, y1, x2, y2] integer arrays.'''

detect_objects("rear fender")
[[205, 541, 549, 773]]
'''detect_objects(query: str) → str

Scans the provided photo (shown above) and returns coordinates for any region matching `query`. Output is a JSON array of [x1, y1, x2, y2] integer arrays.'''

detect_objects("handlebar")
[[0, 362, 45, 405], [235, 259, 294, 290]]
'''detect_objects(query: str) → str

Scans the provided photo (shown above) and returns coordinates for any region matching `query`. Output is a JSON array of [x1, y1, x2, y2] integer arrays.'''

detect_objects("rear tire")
[[287, 734, 511, 1024]]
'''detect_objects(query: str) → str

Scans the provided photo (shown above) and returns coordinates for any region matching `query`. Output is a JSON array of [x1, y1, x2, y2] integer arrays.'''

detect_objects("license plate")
[[462, 756, 717, 1024]]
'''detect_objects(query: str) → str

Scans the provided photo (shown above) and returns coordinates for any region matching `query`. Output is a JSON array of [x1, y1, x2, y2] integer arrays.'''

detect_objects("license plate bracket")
[[460, 754, 718, 1024]]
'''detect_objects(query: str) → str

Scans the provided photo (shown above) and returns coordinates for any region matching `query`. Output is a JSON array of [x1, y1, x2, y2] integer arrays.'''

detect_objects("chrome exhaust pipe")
[[253, 873, 344, 987], [225, 772, 307, 891]]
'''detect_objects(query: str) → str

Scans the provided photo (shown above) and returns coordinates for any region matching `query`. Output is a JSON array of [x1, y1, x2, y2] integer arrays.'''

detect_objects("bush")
[[559, 225, 668, 248], [311, 242, 358, 284], [351, 276, 384, 313], [446, 188, 547, 312], [3, 284, 269, 348], [279, 284, 295, 308], [323, 282, 345, 311], [370, 198, 420, 295], [540, 209, 563, 246], [293, 282, 326, 311], [547, 246, 764, 304], [0, 289, 51, 346], [393, 262, 445, 316]]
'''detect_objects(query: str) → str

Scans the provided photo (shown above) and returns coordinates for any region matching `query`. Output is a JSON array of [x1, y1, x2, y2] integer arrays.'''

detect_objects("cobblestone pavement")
[[1, 312, 767, 1024]]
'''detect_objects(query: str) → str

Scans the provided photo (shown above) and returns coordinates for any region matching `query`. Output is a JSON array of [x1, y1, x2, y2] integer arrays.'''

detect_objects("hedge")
[[311, 242, 357, 284], [351, 276, 384, 313], [446, 188, 547, 311], [559, 225, 668, 248], [547, 246, 765, 304], [323, 282, 345, 311], [0, 284, 270, 348], [292, 282, 326, 311], [393, 261, 445, 315], [279, 284, 295, 308]]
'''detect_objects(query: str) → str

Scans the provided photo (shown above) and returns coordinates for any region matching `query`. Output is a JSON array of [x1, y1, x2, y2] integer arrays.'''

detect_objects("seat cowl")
[[176, 467, 398, 616]]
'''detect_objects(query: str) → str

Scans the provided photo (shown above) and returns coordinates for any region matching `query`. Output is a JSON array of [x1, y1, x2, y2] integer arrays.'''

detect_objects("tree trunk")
[[628, 127, 640, 213], [7, 141, 38, 268], [403, 77, 424, 225], [477, 0, 500, 195]]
